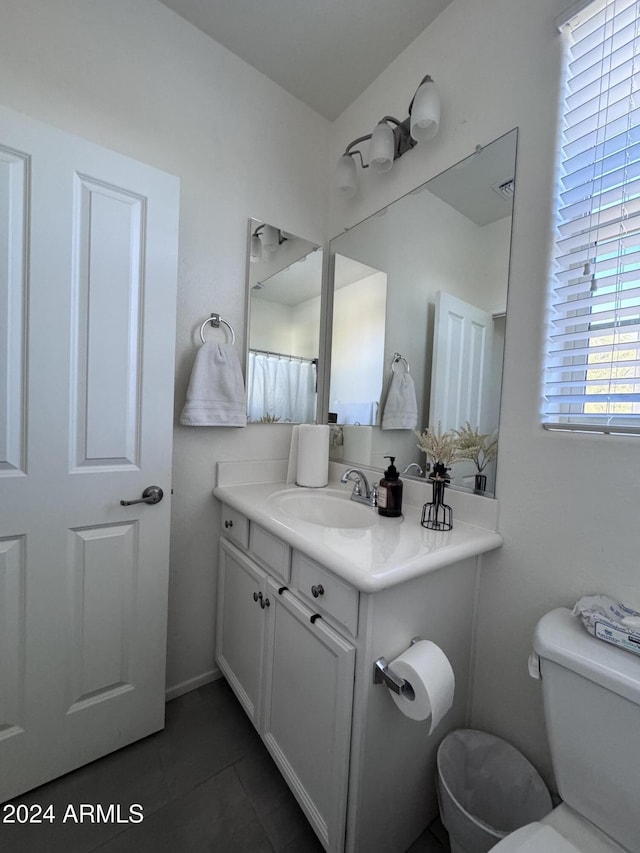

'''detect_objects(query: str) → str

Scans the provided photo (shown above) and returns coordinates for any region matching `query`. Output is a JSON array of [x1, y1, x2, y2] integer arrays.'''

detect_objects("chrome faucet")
[[402, 462, 425, 477], [340, 467, 377, 507]]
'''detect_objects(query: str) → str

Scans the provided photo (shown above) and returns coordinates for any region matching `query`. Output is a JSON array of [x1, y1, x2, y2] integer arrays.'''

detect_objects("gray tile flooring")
[[0, 679, 450, 853]]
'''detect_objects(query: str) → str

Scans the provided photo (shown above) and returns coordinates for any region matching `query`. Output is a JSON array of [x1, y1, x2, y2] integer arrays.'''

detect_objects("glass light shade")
[[262, 224, 279, 252], [250, 234, 262, 263], [410, 78, 440, 142], [335, 154, 358, 198], [369, 121, 394, 173]]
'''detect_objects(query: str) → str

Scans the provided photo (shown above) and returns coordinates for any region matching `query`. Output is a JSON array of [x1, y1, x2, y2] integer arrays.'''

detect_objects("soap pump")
[[378, 456, 403, 517]]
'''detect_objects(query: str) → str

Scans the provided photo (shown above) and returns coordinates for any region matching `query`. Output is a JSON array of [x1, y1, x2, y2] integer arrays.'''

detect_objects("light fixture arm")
[[343, 116, 416, 168], [335, 73, 439, 198], [252, 223, 288, 246], [344, 133, 374, 168]]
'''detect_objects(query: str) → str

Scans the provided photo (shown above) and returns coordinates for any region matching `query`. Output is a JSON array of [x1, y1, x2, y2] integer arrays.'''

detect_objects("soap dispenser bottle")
[[378, 456, 403, 517]]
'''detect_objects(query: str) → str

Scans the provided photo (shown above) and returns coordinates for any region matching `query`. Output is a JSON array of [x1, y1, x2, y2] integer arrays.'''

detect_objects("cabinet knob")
[[224, 519, 234, 528], [253, 591, 261, 603], [311, 584, 325, 598], [260, 596, 270, 609]]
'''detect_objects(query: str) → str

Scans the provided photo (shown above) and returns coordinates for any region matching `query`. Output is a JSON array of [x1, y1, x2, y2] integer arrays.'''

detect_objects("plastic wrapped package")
[[573, 595, 640, 658]]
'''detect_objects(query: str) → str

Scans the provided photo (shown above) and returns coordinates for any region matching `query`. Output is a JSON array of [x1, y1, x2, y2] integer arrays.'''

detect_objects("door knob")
[[120, 486, 164, 506]]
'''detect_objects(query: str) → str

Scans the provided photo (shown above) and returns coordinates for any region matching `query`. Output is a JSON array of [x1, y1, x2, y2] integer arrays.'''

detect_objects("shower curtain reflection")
[[247, 351, 317, 423]]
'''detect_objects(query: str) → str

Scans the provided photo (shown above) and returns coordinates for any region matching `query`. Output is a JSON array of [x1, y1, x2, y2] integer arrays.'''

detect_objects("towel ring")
[[199, 313, 236, 345], [392, 352, 410, 373]]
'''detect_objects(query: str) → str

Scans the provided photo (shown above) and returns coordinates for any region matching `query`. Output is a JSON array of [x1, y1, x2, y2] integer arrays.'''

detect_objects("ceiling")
[[158, 0, 453, 120], [426, 130, 517, 226]]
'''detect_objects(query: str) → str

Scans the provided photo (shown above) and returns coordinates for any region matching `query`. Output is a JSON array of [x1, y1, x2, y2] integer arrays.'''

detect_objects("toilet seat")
[[491, 822, 581, 852]]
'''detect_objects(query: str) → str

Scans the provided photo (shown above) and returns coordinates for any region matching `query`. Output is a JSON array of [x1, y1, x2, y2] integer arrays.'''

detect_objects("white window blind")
[[543, 0, 640, 433]]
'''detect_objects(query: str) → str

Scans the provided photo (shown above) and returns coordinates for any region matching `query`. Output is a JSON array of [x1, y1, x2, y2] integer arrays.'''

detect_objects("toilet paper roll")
[[296, 424, 330, 488], [388, 640, 455, 731]]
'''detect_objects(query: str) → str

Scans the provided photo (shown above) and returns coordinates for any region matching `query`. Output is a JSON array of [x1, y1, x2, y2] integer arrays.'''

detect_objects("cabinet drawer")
[[294, 553, 359, 637], [220, 505, 249, 550], [250, 524, 291, 583]]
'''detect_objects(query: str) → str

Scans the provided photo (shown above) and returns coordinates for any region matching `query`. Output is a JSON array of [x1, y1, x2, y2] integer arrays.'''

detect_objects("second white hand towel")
[[381, 366, 417, 430], [296, 424, 329, 487]]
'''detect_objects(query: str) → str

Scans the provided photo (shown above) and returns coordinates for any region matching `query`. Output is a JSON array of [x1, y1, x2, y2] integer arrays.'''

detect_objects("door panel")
[[71, 175, 145, 468], [430, 290, 494, 432], [0, 146, 28, 475], [0, 105, 179, 802], [66, 522, 138, 710], [0, 536, 25, 739]]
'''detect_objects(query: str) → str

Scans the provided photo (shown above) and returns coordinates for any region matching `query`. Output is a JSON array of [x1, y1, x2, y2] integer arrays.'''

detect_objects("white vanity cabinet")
[[216, 539, 268, 728], [216, 495, 489, 853], [262, 578, 355, 851], [217, 507, 355, 852]]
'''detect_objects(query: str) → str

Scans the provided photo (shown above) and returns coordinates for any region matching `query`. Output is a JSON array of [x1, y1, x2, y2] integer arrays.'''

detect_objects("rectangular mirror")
[[246, 219, 323, 423], [328, 128, 518, 497]]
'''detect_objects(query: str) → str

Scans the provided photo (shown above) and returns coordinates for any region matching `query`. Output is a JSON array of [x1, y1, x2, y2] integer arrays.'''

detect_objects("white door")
[[429, 290, 494, 433], [0, 106, 179, 802]]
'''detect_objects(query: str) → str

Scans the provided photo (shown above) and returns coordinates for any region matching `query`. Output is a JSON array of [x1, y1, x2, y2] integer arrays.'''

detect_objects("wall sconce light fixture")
[[335, 74, 440, 199], [250, 223, 288, 263]]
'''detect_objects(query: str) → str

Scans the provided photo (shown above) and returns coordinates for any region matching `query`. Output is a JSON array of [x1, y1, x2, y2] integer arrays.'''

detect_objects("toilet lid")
[[492, 823, 581, 853]]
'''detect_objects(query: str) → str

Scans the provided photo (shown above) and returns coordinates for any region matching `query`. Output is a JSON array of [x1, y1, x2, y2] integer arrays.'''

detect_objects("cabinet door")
[[216, 539, 267, 728], [263, 578, 355, 853]]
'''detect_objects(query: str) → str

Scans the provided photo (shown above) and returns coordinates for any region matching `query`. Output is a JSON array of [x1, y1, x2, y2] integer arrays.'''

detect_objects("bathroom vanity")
[[213, 460, 502, 853]]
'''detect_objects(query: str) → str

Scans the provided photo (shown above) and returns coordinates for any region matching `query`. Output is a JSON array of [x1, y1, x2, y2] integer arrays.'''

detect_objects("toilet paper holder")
[[373, 637, 421, 696]]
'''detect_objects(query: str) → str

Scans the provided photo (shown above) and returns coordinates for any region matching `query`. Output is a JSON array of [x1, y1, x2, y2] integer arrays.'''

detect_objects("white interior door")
[[0, 105, 179, 802], [429, 290, 494, 433]]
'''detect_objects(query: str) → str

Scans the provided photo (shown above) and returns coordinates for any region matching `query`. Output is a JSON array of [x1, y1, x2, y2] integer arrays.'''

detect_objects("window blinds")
[[543, 0, 640, 433]]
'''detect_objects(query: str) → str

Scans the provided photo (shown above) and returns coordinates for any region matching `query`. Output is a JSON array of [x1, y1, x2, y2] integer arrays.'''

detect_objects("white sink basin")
[[269, 487, 376, 529]]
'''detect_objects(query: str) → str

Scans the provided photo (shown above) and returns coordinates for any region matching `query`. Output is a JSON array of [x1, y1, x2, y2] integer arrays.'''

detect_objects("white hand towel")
[[180, 341, 247, 427], [381, 366, 417, 430]]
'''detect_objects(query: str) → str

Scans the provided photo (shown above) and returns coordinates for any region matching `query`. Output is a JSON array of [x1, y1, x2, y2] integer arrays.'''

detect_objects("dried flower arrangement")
[[414, 422, 463, 469], [248, 413, 281, 423], [453, 422, 498, 473]]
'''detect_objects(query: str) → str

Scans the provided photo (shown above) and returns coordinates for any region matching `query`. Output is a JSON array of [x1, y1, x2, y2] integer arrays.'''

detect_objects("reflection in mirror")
[[329, 255, 387, 425], [328, 129, 518, 497], [246, 219, 322, 423]]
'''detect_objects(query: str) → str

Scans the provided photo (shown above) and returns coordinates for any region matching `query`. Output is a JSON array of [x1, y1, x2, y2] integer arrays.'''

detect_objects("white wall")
[[249, 298, 295, 353], [292, 296, 322, 359], [0, 0, 330, 695], [331, 273, 387, 406], [330, 0, 640, 785]]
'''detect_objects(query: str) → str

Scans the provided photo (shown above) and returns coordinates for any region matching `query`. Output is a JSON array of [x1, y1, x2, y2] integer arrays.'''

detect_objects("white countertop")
[[213, 477, 502, 593]]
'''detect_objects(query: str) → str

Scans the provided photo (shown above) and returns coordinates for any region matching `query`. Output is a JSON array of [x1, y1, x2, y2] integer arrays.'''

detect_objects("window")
[[543, 0, 640, 433]]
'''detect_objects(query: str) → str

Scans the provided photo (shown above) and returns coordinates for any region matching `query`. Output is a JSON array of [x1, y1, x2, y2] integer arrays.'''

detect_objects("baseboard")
[[165, 667, 221, 702]]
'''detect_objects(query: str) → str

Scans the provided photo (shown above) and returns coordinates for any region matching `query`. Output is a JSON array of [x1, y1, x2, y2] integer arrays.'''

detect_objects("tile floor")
[[0, 679, 450, 853]]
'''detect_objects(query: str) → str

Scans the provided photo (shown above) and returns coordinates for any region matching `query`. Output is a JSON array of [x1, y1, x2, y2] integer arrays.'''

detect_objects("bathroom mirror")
[[246, 219, 323, 423], [328, 128, 518, 497]]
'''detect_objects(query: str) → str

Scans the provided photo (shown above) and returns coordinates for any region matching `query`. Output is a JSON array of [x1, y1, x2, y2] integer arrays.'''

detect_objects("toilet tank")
[[534, 608, 640, 852]]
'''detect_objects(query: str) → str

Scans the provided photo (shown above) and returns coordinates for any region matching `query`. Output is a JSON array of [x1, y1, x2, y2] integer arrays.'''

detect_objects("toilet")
[[492, 607, 640, 853]]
